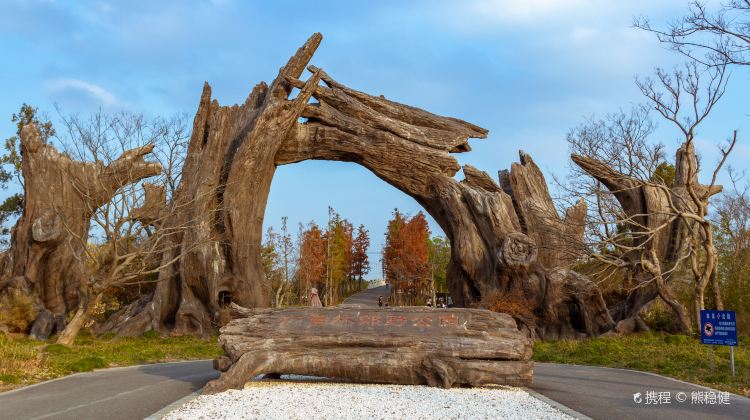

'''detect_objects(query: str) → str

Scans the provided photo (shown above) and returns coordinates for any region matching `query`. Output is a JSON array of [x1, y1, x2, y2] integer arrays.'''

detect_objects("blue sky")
[[2, 0, 748, 277]]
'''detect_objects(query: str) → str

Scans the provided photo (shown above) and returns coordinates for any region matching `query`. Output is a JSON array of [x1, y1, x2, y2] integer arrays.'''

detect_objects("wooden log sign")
[[203, 305, 533, 394]]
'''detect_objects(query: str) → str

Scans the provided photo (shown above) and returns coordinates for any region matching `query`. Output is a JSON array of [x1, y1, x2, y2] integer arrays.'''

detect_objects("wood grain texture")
[[203, 305, 532, 393], [100, 34, 324, 337]]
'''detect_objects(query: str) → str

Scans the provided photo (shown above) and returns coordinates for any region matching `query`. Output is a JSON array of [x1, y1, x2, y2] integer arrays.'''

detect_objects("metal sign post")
[[700, 310, 738, 378]]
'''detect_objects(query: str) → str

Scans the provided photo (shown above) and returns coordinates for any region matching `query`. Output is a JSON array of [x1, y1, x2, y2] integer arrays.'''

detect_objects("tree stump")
[[203, 305, 532, 394], [571, 141, 722, 330], [0, 124, 161, 336], [100, 34, 324, 338]]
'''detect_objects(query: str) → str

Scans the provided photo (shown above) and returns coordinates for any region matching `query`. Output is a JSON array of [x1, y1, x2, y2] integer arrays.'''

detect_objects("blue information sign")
[[700, 310, 737, 346]]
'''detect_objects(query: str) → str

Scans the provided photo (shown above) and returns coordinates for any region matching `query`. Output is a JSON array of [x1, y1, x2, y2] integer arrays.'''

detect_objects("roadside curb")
[[145, 387, 204, 419], [523, 387, 593, 420]]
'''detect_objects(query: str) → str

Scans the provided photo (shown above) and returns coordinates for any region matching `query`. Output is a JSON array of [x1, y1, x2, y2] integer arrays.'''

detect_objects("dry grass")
[[0, 334, 51, 391], [483, 289, 536, 321], [0, 290, 37, 333]]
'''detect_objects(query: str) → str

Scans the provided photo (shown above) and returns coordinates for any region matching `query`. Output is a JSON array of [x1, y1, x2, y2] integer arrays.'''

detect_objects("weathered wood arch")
[[102, 33, 614, 340]]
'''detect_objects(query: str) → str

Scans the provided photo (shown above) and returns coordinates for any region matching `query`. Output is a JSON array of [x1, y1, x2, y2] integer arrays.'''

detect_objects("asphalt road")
[[532, 363, 750, 419], [0, 360, 218, 420], [341, 284, 390, 306]]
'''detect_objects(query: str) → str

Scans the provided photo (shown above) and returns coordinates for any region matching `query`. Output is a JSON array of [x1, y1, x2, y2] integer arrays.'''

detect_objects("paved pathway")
[[0, 360, 217, 420], [341, 284, 390, 306], [532, 363, 749, 419]]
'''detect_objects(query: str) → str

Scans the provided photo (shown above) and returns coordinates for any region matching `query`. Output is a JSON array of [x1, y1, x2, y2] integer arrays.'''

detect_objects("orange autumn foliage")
[[383, 209, 430, 302]]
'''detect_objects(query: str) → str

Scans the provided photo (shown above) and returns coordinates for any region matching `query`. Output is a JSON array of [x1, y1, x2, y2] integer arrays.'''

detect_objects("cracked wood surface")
[[203, 305, 532, 393]]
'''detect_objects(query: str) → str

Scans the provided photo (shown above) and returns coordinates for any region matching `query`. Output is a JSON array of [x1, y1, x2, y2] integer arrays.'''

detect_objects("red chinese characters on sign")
[[385, 315, 407, 327], [293, 311, 464, 330], [279, 315, 306, 327], [308, 314, 328, 327], [357, 314, 384, 327], [330, 313, 356, 326], [411, 316, 434, 328], [439, 314, 459, 327]]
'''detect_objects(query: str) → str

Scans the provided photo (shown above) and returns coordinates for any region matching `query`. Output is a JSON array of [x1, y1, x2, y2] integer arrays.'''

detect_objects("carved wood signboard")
[[203, 305, 533, 394], [273, 308, 465, 332]]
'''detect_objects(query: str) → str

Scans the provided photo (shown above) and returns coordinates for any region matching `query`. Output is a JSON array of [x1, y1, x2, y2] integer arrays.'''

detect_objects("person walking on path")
[[378, 295, 383, 307], [310, 288, 323, 307]]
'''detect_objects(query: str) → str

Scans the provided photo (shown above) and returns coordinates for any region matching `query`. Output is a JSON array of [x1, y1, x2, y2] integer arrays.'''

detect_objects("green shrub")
[[2, 334, 221, 391], [68, 357, 107, 372], [534, 332, 749, 397], [77, 329, 94, 338], [625, 360, 649, 370]]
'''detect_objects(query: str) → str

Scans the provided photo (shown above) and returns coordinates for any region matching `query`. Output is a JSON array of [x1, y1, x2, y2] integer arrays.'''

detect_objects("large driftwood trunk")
[[0, 125, 161, 337], [104, 33, 614, 340], [203, 305, 532, 393], [101, 34, 324, 337], [499, 153, 587, 269], [571, 141, 721, 331]]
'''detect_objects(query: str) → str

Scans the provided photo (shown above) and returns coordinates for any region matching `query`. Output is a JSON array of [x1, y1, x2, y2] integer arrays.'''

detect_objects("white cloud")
[[46, 79, 118, 106]]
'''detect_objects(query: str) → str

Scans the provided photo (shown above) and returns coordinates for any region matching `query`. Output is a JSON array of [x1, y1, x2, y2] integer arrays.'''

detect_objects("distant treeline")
[[263, 207, 450, 307]]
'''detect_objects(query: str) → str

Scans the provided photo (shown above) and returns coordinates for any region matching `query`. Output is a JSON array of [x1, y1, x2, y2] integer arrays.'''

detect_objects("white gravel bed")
[[162, 376, 574, 420]]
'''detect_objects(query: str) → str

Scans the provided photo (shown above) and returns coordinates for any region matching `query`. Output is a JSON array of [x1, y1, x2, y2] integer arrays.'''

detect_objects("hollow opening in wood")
[[219, 291, 233, 308], [567, 300, 587, 333]]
